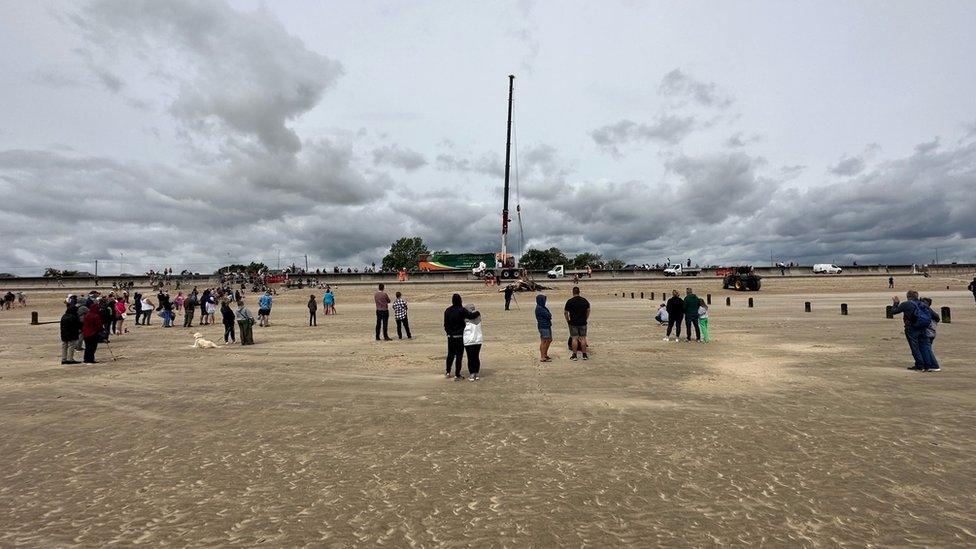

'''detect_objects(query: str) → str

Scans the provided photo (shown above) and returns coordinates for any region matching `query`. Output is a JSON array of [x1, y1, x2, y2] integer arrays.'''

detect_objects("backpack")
[[912, 301, 932, 330]]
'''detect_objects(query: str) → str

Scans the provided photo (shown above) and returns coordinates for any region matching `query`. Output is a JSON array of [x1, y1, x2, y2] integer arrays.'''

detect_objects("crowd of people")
[[50, 274, 968, 375]]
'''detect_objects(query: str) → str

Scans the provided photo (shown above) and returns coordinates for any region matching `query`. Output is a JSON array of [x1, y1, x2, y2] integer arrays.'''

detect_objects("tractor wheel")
[[750, 279, 762, 291], [734, 279, 745, 291]]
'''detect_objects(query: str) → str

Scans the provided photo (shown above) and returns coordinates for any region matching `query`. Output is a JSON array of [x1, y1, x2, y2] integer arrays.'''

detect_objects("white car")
[[813, 264, 842, 274]]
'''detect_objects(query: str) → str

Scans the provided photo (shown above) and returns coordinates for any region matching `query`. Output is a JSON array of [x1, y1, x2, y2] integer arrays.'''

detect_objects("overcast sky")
[[1, 0, 975, 275]]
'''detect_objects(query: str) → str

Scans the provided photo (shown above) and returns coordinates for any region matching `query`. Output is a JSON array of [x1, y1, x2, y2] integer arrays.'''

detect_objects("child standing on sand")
[[698, 302, 709, 343], [463, 304, 483, 381]]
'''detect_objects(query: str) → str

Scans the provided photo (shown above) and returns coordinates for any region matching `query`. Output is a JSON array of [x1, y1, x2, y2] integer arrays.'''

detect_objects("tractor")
[[719, 266, 762, 291]]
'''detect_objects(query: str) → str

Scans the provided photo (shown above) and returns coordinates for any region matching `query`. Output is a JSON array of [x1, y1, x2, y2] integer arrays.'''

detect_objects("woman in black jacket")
[[443, 293, 480, 380], [220, 299, 236, 343]]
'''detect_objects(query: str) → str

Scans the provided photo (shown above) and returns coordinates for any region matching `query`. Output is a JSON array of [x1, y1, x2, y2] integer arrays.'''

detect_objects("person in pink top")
[[173, 292, 184, 311], [113, 297, 127, 335]]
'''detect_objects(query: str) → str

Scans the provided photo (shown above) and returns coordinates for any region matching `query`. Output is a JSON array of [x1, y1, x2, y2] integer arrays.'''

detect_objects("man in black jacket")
[[60, 304, 81, 364], [664, 290, 684, 341], [444, 293, 480, 380]]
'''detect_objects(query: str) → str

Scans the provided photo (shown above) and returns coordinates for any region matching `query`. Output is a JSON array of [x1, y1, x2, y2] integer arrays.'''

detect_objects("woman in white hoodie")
[[463, 304, 483, 381]]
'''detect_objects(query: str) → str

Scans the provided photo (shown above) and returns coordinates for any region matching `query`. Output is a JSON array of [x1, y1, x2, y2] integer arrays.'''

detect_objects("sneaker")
[[906, 366, 924, 371], [582, 354, 589, 361], [924, 366, 942, 372], [570, 354, 578, 361], [662, 337, 669, 341], [454, 375, 465, 381], [446, 372, 453, 378], [469, 376, 476, 382]]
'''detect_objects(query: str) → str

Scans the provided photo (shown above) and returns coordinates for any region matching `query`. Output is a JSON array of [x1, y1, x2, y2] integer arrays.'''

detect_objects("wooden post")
[[726, 297, 731, 306], [841, 303, 848, 315], [941, 306, 951, 324], [885, 305, 893, 319], [748, 297, 754, 308], [31, 311, 39, 325], [804, 301, 811, 313], [706, 293, 711, 304]]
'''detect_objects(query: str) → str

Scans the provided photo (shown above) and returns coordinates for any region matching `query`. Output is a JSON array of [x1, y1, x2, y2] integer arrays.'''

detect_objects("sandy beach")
[[1, 274, 974, 546]]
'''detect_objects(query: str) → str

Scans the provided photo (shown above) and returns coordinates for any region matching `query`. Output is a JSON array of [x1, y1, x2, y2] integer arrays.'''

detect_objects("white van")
[[813, 264, 842, 274]]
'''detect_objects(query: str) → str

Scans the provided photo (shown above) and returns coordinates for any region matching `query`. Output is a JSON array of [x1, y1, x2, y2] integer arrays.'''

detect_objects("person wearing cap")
[[59, 302, 81, 364], [463, 304, 483, 381]]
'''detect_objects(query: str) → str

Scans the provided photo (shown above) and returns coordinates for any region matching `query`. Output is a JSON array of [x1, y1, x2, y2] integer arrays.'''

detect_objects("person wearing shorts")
[[563, 287, 590, 361], [535, 294, 553, 362], [258, 291, 272, 327]]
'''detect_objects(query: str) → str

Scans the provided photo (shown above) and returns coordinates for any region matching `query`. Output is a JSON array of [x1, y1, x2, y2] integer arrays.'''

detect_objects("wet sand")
[[1, 275, 974, 546]]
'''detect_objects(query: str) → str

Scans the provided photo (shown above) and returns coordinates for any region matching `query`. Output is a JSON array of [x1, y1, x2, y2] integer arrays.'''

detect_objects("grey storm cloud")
[[591, 115, 696, 156], [3, 3, 975, 274], [372, 144, 427, 171], [658, 68, 733, 109], [75, 0, 343, 155], [829, 155, 866, 176], [435, 152, 504, 177]]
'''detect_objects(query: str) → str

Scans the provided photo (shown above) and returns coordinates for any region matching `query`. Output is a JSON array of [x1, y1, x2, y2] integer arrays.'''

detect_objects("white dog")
[[192, 332, 220, 349]]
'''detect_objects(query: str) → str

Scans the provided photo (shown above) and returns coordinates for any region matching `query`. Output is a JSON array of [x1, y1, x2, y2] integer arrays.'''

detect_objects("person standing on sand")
[[323, 287, 336, 315], [81, 303, 103, 364], [968, 277, 976, 304], [698, 302, 709, 343], [308, 294, 318, 326], [374, 283, 392, 341], [60, 303, 81, 365], [392, 291, 411, 339], [463, 304, 483, 381], [535, 294, 553, 362], [564, 286, 590, 361], [504, 284, 514, 311], [236, 299, 255, 345], [258, 291, 272, 327], [444, 293, 480, 380], [683, 288, 702, 342], [888, 276, 894, 289], [664, 290, 684, 341], [890, 290, 939, 372], [183, 290, 197, 328], [220, 299, 236, 343], [132, 291, 142, 325]]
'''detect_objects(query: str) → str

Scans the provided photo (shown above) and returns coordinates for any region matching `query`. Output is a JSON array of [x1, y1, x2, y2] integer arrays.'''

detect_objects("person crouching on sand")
[[463, 304, 483, 381], [535, 294, 553, 362]]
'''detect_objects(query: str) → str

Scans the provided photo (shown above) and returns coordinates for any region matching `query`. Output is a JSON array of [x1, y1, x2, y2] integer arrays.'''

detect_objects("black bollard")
[[805, 301, 811, 313], [650, 292, 654, 300], [748, 297, 754, 308], [726, 297, 731, 306], [640, 292, 644, 299], [941, 306, 951, 324], [31, 311, 38, 325], [631, 292, 634, 299], [841, 303, 848, 315], [886, 305, 893, 319], [706, 293, 711, 305]]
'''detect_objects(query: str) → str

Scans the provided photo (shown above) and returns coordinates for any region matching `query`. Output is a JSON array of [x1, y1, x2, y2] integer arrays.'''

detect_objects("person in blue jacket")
[[535, 294, 553, 362]]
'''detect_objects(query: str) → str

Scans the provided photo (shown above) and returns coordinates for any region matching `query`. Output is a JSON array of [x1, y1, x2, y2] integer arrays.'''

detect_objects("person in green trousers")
[[698, 302, 709, 343]]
